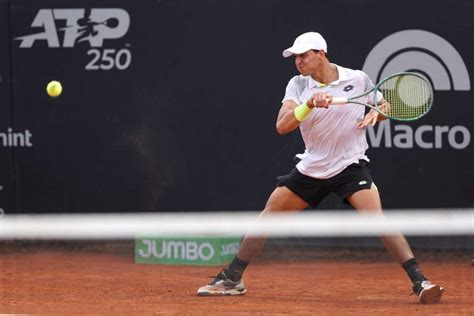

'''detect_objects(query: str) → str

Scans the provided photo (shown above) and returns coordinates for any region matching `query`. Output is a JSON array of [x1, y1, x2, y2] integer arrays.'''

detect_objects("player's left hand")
[[357, 109, 380, 128], [357, 100, 389, 128]]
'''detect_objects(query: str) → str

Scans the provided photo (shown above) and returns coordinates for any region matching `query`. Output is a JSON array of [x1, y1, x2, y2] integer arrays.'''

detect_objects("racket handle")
[[331, 97, 348, 105]]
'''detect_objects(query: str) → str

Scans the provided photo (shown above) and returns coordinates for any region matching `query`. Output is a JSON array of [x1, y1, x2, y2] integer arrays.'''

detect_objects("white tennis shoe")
[[197, 269, 246, 296], [413, 280, 444, 304]]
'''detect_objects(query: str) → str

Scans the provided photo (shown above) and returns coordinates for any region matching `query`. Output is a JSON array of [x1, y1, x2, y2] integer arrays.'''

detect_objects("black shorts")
[[276, 160, 373, 208]]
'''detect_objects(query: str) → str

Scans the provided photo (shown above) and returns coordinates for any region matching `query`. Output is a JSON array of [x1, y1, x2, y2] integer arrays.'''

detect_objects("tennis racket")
[[331, 72, 433, 121]]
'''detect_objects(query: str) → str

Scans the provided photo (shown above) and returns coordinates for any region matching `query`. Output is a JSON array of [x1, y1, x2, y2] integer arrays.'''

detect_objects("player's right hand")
[[308, 93, 332, 109]]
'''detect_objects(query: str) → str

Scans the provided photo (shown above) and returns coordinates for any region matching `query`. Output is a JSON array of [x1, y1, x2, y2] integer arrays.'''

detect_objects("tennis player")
[[197, 32, 444, 304]]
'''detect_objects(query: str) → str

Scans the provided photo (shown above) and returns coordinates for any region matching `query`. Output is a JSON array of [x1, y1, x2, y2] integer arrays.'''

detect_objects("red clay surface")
[[1, 244, 473, 315]]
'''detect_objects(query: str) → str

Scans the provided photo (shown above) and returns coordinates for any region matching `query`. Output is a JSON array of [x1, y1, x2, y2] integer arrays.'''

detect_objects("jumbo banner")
[[135, 235, 241, 266], [5, 0, 473, 213]]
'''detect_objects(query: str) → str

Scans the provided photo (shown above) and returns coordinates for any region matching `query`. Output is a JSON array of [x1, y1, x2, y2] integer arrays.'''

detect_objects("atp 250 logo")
[[15, 8, 131, 71]]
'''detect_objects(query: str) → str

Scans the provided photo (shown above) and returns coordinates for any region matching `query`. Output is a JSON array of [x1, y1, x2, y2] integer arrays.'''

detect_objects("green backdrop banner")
[[135, 236, 241, 266]]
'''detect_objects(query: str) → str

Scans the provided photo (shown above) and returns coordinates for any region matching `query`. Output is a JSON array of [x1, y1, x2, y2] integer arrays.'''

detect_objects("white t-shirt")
[[282, 64, 381, 179]]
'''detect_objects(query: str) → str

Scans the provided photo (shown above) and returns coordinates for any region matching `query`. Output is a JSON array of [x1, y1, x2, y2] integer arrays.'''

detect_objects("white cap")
[[282, 32, 327, 58]]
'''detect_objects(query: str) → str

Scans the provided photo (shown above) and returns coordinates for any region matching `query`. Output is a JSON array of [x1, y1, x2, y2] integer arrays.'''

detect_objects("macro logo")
[[362, 30, 471, 150], [15, 8, 132, 70]]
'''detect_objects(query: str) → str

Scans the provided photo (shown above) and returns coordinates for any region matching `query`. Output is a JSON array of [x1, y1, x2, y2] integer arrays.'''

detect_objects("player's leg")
[[196, 186, 308, 296], [237, 186, 309, 261], [347, 187, 444, 304], [347, 187, 414, 264]]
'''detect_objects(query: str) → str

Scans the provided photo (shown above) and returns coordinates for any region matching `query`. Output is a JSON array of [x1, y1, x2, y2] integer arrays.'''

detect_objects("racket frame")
[[331, 72, 434, 121]]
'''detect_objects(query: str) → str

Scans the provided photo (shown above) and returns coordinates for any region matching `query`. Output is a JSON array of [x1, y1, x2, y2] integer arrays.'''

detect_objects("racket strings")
[[378, 74, 433, 120]]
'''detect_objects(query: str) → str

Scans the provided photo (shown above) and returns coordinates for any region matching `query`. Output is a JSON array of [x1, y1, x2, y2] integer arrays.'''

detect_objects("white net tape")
[[0, 209, 472, 239]]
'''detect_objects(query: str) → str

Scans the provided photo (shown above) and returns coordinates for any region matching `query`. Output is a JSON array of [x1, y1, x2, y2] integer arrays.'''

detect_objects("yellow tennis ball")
[[46, 80, 63, 97]]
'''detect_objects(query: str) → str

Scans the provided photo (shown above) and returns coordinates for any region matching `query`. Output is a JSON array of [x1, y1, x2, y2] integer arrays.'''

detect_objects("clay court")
[[1, 242, 472, 315]]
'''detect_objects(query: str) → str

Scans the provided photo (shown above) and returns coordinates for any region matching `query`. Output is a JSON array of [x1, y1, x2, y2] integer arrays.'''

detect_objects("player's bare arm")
[[276, 93, 332, 135], [276, 100, 300, 134]]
